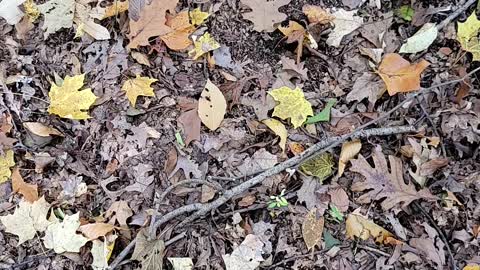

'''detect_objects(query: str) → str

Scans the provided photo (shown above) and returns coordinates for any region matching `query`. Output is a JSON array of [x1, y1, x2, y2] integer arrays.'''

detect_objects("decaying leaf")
[[326, 9, 363, 47], [37, 0, 75, 38], [91, 239, 110, 270], [262, 118, 287, 152], [302, 208, 324, 250], [198, 80, 227, 131], [457, 12, 480, 61], [160, 11, 195, 51], [79, 222, 116, 240], [127, 0, 178, 48], [269, 86, 313, 128], [410, 223, 445, 268], [132, 228, 165, 270], [23, 122, 63, 137], [168, 257, 194, 270], [0, 197, 51, 244], [0, 0, 26, 25], [338, 139, 362, 177], [222, 234, 264, 270], [0, 150, 15, 183], [350, 146, 437, 210], [302, 5, 334, 24], [300, 152, 334, 182], [105, 200, 133, 227], [122, 75, 158, 106], [189, 8, 209, 26], [346, 72, 386, 105], [177, 100, 201, 145], [346, 213, 394, 244], [11, 167, 38, 202], [47, 74, 97, 120], [98, 0, 129, 19], [399, 23, 438, 54], [73, 1, 111, 40], [377, 53, 430, 96], [240, 0, 291, 32], [43, 213, 89, 253], [189, 32, 220, 60]]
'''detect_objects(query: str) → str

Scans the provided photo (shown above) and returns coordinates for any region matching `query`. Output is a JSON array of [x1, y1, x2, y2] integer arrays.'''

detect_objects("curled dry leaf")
[[222, 234, 264, 270], [11, 167, 38, 203], [23, 122, 63, 137], [79, 222, 116, 240], [326, 9, 363, 47], [303, 5, 334, 24], [240, 0, 291, 32], [198, 80, 227, 131], [338, 139, 362, 177], [302, 208, 325, 250], [262, 118, 287, 152], [377, 53, 430, 96], [346, 213, 395, 244]]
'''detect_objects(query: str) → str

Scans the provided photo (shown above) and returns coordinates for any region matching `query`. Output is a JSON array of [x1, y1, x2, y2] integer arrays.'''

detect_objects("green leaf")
[[329, 204, 344, 222], [305, 99, 336, 124], [323, 230, 340, 249], [268, 202, 277, 209], [397, 5, 414, 21], [176, 131, 185, 147], [300, 152, 334, 182], [280, 197, 288, 206]]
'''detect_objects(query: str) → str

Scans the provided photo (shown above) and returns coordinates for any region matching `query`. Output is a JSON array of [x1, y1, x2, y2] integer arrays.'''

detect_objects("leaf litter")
[[1, 0, 480, 269]]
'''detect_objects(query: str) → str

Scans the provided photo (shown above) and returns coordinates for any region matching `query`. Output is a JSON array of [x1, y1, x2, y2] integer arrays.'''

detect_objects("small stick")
[[437, 0, 476, 30]]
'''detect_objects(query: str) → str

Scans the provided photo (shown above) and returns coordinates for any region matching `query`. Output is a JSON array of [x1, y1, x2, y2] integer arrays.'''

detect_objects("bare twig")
[[357, 244, 392, 258], [437, 0, 476, 30]]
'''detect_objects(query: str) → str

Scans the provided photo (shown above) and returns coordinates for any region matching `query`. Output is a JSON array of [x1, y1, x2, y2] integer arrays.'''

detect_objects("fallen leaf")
[[377, 53, 430, 96], [302, 208, 324, 250], [0, 0, 26, 25], [269, 86, 313, 128], [37, 0, 74, 38], [0, 132, 16, 151], [410, 223, 445, 268], [457, 12, 480, 61], [328, 187, 349, 212], [11, 167, 38, 202], [124, 164, 155, 193], [350, 146, 437, 210], [74, 1, 111, 40], [346, 213, 394, 244], [105, 200, 133, 227], [47, 74, 97, 120], [122, 75, 158, 106], [0, 197, 51, 244], [326, 9, 363, 47], [168, 156, 202, 179], [127, 0, 178, 48], [300, 152, 334, 182], [342, 0, 365, 9], [240, 0, 291, 32], [79, 223, 116, 240], [397, 5, 414, 21], [132, 228, 165, 270], [131, 51, 151, 67], [399, 23, 438, 54], [43, 213, 89, 253], [262, 118, 287, 152], [168, 257, 194, 270], [189, 32, 220, 60], [280, 56, 308, 80], [177, 107, 201, 145], [346, 72, 386, 105], [305, 98, 336, 124], [101, 0, 129, 19], [238, 194, 256, 207], [0, 150, 15, 183], [222, 234, 264, 270], [189, 8, 209, 26], [338, 139, 362, 177], [23, 0, 39, 22], [160, 11, 195, 51], [278, 21, 307, 63], [289, 142, 305, 155], [23, 122, 63, 137], [302, 5, 334, 24], [198, 80, 227, 131], [91, 239, 110, 270], [464, 264, 480, 270], [455, 67, 471, 103]]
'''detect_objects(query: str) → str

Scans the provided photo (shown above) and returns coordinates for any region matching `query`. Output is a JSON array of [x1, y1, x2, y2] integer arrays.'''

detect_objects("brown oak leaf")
[[350, 146, 437, 210], [240, 0, 291, 32]]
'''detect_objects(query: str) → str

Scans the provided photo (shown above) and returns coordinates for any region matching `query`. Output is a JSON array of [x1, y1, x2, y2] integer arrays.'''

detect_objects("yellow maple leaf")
[[269, 86, 313, 128], [48, 74, 97, 120], [189, 8, 209, 26], [121, 75, 158, 106], [24, 0, 40, 22], [457, 12, 480, 61], [189, 32, 220, 60], [0, 150, 15, 183]]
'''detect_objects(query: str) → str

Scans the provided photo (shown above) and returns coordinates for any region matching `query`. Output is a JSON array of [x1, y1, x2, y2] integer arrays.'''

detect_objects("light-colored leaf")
[[400, 23, 438, 53], [37, 0, 74, 38], [23, 0, 39, 22], [0, 197, 51, 244], [240, 0, 291, 32], [79, 222, 116, 240], [160, 11, 195, 51], [300, 152, 334, 182], [122, 75, 158, 106], [43, 213, 89, 253], [105, 200, 133, 227], [91, 239, 109, 270], [302, 208, 324, 250], [222, 234, 264, 270], [189, 32, 220, 60], [302, 5, 334, 24], [189, 8, 209, 26], [269, 86, 313, 128], [47, 74, 97, 120], [132, 228, 165, 270], [457, 12, 480, 61], [197, 80, 227, 131], [0, 0, 26, 25], [377, 53, 429, 96], [23, 122, 63, 137], [0, 150, 15, 183], [131, 51, 151, 67], [326, 9, 363, 47], [338, 139, 362, 177], [11, 167, 38, 202], [346, 72, 385, 104], [346, 213, 394, 244], [168, 257, 194, 270], [262, 118, 287, 152]]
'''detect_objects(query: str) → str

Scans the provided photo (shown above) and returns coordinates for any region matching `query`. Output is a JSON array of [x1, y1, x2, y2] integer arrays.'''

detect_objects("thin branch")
[[437, 0, 476, 30]]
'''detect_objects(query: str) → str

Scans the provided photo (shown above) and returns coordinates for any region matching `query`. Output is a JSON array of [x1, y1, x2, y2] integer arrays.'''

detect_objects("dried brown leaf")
[[346, 213, 394, 244], [302, 208, 324, 250], [79, 222, 116, 240], [11, 167, 38, 203]]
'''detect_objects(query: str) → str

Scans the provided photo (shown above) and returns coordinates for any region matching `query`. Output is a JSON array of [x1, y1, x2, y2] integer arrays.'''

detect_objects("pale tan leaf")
[[346, 213, 394, 244], [23, 122, 63, 137], [198, 80, 227, 131], [43, 213, 89, 253], [262, 118, 287, 152], [302, 208, 324, 250], [79, 222, 116, 240], [338, 139, 362, 177], [239, 0, 291, 32], [105, 200, 133, 227]]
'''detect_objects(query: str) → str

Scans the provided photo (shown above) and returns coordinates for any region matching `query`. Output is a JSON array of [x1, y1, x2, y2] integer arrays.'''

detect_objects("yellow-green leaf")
[[43, 213, 89, 253], [269, 86, 313, 128], [189, 8, 209, 26], [457, 12, 480, 61], [262, 118, 287, 152], [121, 75, 158, 106], [0, 150, 15, 183], [300, 152, 334, 181], [47, 74, 97, 120], [302, 208, 324, 250], [189, 32, 220, 60]]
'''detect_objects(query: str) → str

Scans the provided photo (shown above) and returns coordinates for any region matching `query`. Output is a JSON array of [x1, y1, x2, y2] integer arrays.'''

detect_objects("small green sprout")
[[397, 5, 414, 21], [268, 189, 289, 209], [329, 204, 344, 222]]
